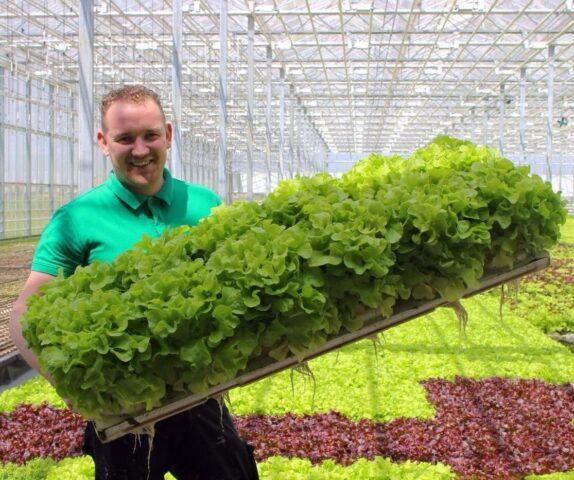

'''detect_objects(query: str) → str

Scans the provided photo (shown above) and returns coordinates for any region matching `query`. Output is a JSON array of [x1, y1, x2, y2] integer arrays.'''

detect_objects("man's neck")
[[115, 171, 165, 197], [134, 177, 164, 196]]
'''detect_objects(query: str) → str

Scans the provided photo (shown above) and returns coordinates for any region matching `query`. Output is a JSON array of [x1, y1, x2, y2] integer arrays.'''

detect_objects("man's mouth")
[[129, 159, 153, 167]]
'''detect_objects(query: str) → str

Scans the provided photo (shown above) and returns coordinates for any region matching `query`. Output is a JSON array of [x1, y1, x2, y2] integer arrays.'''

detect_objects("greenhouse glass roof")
[[0, 0, 572, 158]]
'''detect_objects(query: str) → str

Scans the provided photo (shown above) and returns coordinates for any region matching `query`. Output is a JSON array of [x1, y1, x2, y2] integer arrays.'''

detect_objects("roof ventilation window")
[[455, 0, 485, 12]]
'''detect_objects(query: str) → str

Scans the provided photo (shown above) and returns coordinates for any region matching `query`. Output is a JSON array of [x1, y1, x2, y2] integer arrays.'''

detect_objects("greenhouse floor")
[[0, 241, 35, 388]]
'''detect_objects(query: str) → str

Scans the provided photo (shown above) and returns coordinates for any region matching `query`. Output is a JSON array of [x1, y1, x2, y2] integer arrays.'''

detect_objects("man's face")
[[97, 99, 173, 196]]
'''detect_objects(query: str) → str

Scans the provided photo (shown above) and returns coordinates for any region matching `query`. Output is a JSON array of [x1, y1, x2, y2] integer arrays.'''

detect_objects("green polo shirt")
[[32, 169, 221, 277]]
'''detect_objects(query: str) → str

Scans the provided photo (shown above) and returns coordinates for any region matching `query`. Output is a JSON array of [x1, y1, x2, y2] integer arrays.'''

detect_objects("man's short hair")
[[100, 85, 165, 130]]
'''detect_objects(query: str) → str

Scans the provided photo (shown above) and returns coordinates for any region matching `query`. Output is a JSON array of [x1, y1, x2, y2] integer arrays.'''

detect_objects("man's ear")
[[97, 130, 109, 156], [165, 122, 173, 148]]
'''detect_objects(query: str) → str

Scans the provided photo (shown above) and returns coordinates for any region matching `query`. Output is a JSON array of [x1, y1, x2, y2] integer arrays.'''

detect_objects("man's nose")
[[132, 137, 150, 157]]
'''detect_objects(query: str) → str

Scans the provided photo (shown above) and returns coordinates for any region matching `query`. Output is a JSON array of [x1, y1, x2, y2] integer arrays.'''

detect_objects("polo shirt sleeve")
[[31, 207, 85, 277]]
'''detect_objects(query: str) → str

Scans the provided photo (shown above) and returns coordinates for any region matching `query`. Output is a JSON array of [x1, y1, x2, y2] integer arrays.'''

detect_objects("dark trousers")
[[83, 399, 259, 480]]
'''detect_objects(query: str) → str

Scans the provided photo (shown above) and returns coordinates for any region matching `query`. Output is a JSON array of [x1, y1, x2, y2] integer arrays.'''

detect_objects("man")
[[9, 85, 259, 480]]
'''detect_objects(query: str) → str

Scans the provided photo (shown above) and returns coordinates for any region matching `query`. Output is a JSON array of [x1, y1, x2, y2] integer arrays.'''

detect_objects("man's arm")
[[9, 271, 56, 375]]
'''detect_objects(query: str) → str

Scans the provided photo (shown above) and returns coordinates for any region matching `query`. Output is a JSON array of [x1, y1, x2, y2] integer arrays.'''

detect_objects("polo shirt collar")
[[154, 169, 174, 206], [106, 168, 174, 210]]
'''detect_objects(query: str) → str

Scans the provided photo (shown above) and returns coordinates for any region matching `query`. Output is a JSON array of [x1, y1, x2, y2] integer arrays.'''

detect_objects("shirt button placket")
[[150, 200, 161, 234], [152, 209, 159, 232]]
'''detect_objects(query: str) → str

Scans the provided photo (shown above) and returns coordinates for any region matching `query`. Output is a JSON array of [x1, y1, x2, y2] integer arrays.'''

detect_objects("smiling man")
[[97, 88, 170, 195], [9, 85, 259, 480]]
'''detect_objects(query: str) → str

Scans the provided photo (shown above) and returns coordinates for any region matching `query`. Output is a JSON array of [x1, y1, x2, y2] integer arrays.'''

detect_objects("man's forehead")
[[104, 99, 164, 129], [106, 99, 162, 118]]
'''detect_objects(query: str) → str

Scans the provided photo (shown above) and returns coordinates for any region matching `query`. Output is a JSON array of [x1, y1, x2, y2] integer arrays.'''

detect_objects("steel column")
[[310, 119, 317, 175], [265, 45, 272, 193], [191, 134, 198, 183], [289, 85, 295, 179], [191, 138, 197, 183], [311, 126, 316, 172], [545, 44, 554, 183], [26, 79, 32, 236], [278, 67, 285, 180], [312, 129, 317, 172], [482, 101, 488, 146], [171, 0, 183, 179], [182, 134, 189, 181], [69, 93, 76, 199], [498, 83, 505, 156], [313, 132, 319, 172], [182, 133, 188, 180], [302, 117, 309, 172], [78, 0, 94, 193], [558, 98, 563, 192], [200, 141, 206, 185], [246, 14, 254, 199], [202, 146, 207, 187], [309, 129, 315, 173], [0, 67, 4, 239], [519, 67, 526, 166], [469, 107, 476, 143], [49, 84, 55, 214], [297, 103, 302, 174], [218, 0, 230, 203]]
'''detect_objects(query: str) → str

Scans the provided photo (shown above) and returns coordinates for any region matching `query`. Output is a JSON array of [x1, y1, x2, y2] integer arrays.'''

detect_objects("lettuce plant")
[[21, 137, 567, 419]]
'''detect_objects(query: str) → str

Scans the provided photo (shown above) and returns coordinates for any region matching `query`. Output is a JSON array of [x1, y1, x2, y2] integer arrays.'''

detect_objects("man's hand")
[[9, 271, 56, 376]]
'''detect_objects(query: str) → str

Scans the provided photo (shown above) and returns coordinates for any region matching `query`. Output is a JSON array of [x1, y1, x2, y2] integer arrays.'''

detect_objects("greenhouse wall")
[[1, 69, 76, 239], [1, 69, 571, 240]]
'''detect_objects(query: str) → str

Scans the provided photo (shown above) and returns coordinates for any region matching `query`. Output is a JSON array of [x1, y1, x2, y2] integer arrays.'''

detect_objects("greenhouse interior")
[[0, 0, 573, 479]]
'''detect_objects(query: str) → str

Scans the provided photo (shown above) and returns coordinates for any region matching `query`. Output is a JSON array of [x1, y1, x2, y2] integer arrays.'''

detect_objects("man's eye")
[[117, 137, 133, 144], [146, 133, 159, 140]]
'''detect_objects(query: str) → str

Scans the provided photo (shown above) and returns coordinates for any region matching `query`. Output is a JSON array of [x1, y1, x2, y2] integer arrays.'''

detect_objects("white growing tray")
[[95, 253, 550, 442]]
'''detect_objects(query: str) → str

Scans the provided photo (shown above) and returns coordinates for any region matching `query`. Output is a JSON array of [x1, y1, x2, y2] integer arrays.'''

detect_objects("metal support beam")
[[189, 138, 194, 183], [310, 131, 316, 173], [309, 119, 315, 172], [558, 96, 563, 192], [218, 0, 230, 203], [69, 94, 76, 200], [78, 0, 94, 193], [545, 44, 554, 183], [289, 85, 295, 179], [312, 128, 317, 172], [302, 119, 309, 173], [265, 45, 272, 193], [482, 101, 488, 146], [278, 67, 285, 180], [469, 107, 476, 142], [182, 133, 189, 181], [171, 0, 183, 179], [519, 67, 526, 166], [246, 14, 254, 200], [305, 111, 310, 172], [499, 83, 505, 156], [200, 141, 206, 186], [49, 84, 55, 214], [297, 100, 303, 175], [0, 67, 4, 239], [201, 155, 206, 188], [16, 8, 558, 18], [315, 133, 320, 171], [26, 79, 32, 236]]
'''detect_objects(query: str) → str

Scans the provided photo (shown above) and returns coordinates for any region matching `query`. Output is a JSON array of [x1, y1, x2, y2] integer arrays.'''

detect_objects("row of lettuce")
[[0, 456, 456, 480], [3, 284, 574, 478], [21, 136, 567, 420], [1, 448, 572, 480]]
